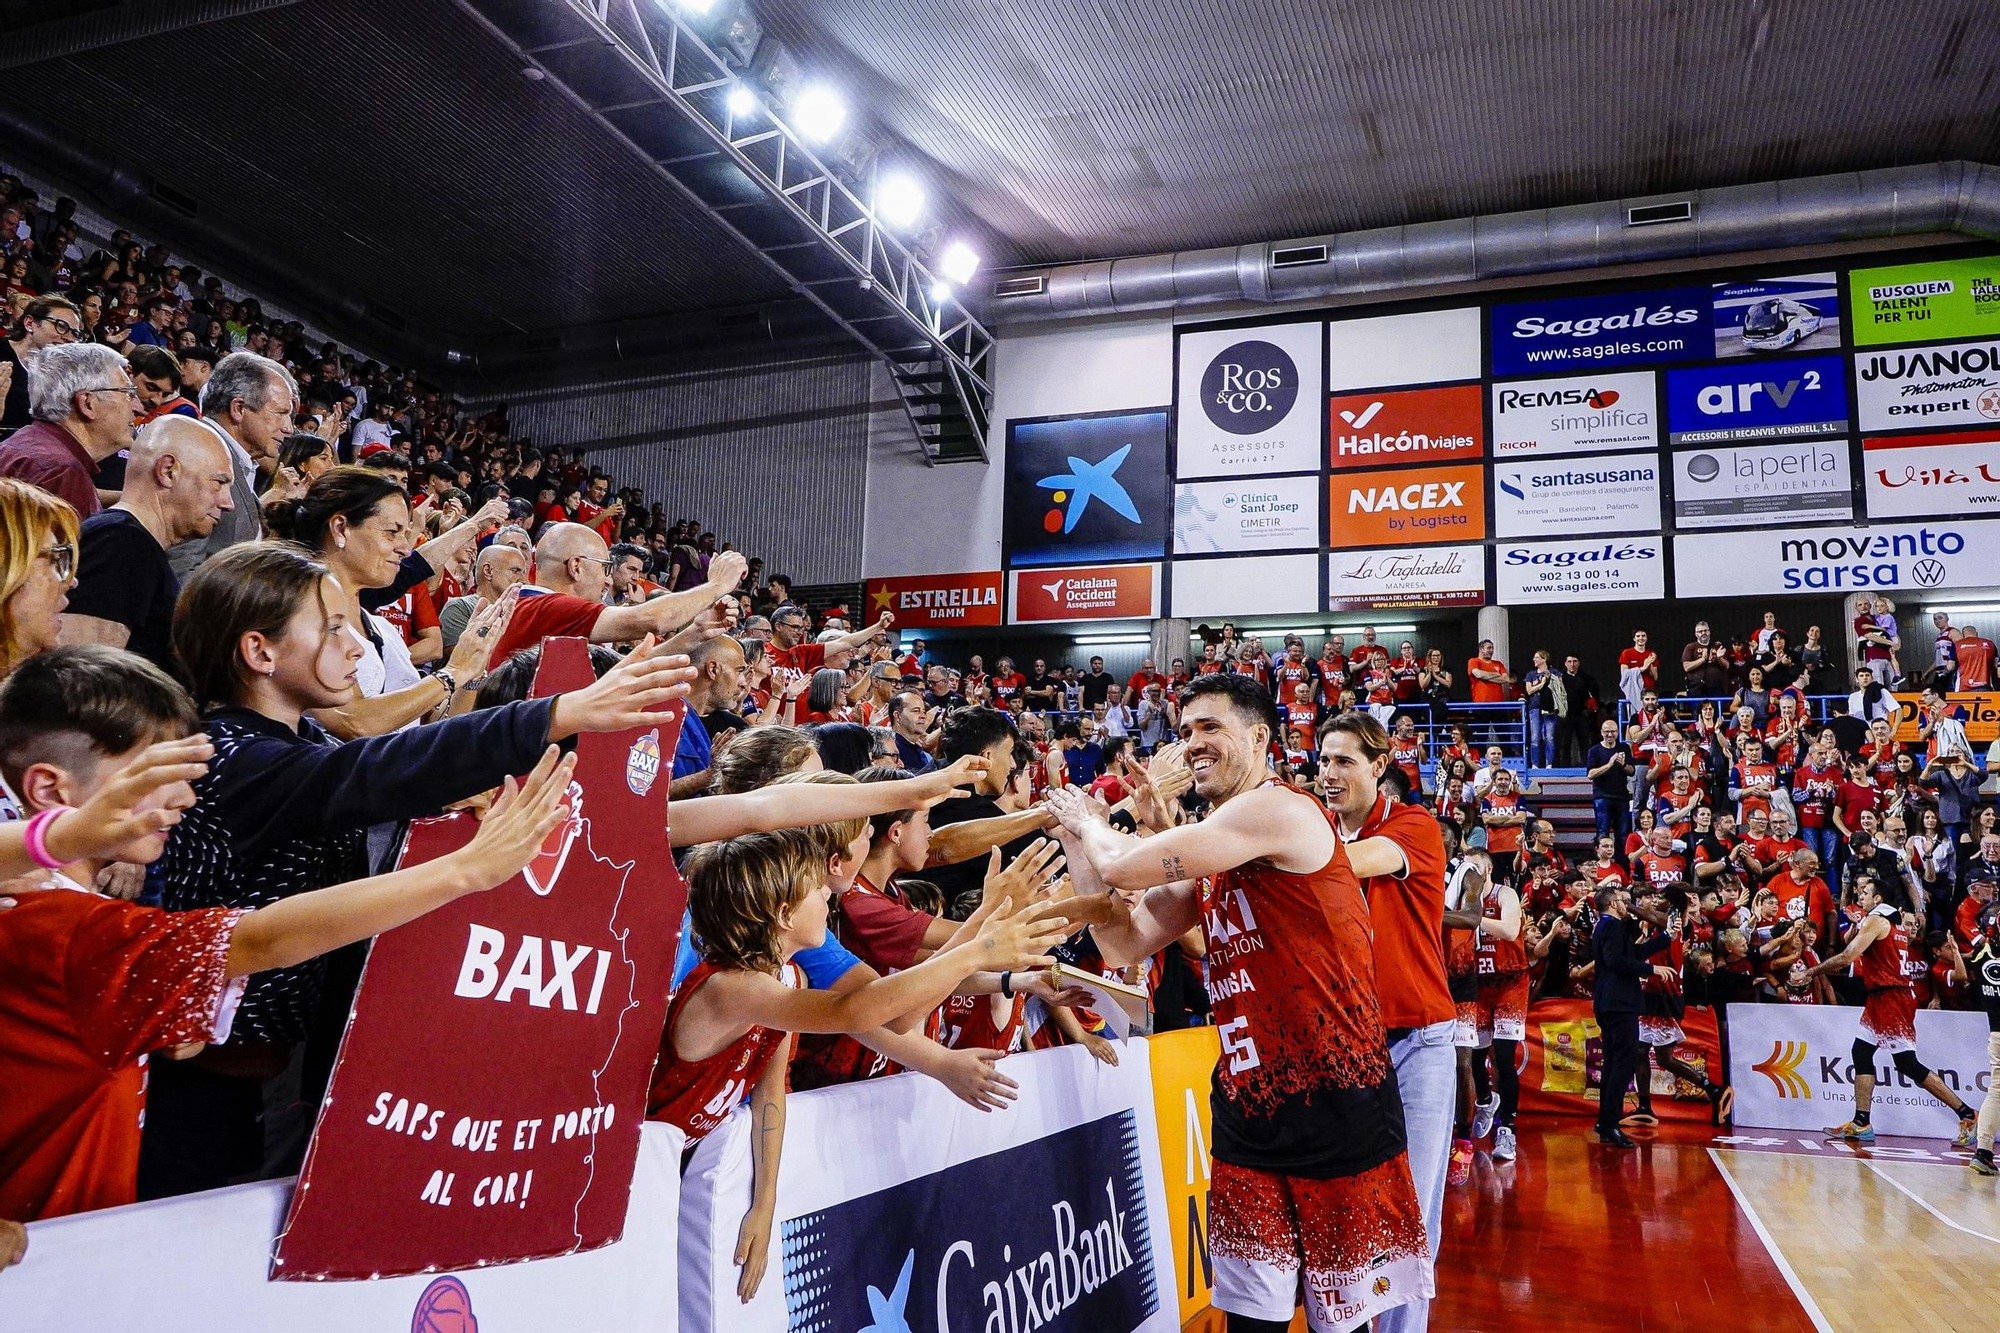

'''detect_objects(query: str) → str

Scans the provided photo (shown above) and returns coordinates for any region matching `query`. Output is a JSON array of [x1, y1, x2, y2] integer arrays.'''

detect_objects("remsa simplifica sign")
[[1176, 320, 1323, 478], [1494, 537, 1664, 606], [1488, 285, 1708, 377], [1489, 370, 1658, 458], [1674, 519, 2000, 597], [1853, 339, 2000, 433]]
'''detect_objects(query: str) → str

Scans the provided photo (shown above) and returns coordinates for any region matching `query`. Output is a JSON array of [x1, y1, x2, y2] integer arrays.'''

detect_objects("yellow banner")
[[1146, 1027, 1220, 1327]]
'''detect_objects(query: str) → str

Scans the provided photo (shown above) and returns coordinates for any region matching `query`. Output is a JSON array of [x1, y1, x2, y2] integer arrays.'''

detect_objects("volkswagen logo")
[[1913, 558, 1948, 588]]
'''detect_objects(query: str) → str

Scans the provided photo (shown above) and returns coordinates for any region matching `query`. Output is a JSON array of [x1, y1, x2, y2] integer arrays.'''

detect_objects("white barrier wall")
[[12, 1122, 684, 1329], [680, 1042, 1178, 1333], [1726, 1003, 1993, 1137]]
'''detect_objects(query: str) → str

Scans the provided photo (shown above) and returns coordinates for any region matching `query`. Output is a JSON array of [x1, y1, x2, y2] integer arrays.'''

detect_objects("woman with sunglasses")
[[2, 295, 83, 435], [0, 478, 77, 681]]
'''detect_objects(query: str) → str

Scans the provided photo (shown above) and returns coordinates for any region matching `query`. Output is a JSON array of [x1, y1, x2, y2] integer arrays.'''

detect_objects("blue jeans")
[[1594, 795, 1631, 846], [1802, 824, 1839, 875], [1375, 1019, 1455, 1333], [1527, 712, 1557, 768]]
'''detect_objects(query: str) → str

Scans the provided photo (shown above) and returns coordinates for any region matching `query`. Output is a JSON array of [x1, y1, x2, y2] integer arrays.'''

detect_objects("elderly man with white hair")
[[168, 349, 297, 577], [0, 341, 136, 516]]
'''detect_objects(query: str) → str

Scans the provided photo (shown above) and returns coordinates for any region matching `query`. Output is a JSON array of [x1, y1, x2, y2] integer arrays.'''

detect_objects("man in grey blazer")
[[168, 351, 298, 578]]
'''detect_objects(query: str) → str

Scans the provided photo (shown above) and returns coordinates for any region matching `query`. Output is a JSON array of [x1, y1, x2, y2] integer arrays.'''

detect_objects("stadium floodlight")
[[669, 0, 714, 13], [726, 84, 758, 117], [791, 84, 847, 143], [938, 241, 981, 285], [930, 281, 953, 306], [875, 173, 925, 229]]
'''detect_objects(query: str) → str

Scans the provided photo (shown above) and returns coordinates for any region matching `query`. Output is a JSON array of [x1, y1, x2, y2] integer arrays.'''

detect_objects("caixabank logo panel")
[[1004, 410, 1170, 568], [779, 1110, 1160, 1333]]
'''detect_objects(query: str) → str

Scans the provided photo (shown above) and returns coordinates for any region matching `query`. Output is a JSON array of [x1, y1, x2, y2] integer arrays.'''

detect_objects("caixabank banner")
[[1005, 409, 1171, 568], [1664, 355, 1849, 444], [1850, 257, 2000, 345], [1853, 338, 2000, 433], [1488, 284, 1708, 376], [1673, 518, 2000, 597], [1175, 321, 1324, 478]]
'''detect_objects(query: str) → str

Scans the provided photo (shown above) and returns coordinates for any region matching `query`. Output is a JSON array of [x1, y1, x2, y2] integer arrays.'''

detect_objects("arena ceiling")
[[4, 0, 1997, 383]]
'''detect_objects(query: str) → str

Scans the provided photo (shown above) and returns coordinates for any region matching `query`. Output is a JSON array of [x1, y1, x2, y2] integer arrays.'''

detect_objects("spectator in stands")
[[169, 352, 295, 577], [127, 345, 197, 423], [1922, 750, 1984, 858], [1956, 622, 1995, 691], [1584, 717, 1635, 844], [1466, 639, 1510, 740], [0, 341, 134, 518], [1521, 649, 1557, 768], [1549, 652, 1597, 766], [439, 542, 527, 653], [2, 297, 82, 433], [1682, 621, 1732, 697], [1616, 629, 1657, 707], [57, 416, 233, 672], [122, 295, 174, 348], [0, 478, 78, 685], [1854, 594, 1899, 682]]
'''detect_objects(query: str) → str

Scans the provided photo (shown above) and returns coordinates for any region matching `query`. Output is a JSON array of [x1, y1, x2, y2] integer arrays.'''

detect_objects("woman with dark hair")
[[811, 720, 875, 774], [142, 540, 697, 1199], [201, 315, 229, 353], [2, 294, 82, 433], [800, 667, 849, 725], [265, 467, 506, 738], [276, 431, 336, 484]]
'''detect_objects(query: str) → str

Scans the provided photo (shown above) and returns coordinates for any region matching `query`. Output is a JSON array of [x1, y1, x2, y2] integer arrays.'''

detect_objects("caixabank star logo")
[[1004, 410, 1169, 568]]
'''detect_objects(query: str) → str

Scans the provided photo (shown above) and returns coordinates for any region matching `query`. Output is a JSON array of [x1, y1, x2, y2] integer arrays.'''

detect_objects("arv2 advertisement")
[[1488, 285, 1708, 376], [1004, 409, 1170, 568]]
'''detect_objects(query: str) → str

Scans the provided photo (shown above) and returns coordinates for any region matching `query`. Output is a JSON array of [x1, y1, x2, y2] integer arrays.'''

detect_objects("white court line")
[[1859, 1158, 2000, 1246], [1705, 1148, 1838, 1333]]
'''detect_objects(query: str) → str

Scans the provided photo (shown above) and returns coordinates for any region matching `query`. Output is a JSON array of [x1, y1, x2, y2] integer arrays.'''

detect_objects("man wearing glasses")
[[0, 342, 136, 517], [765, 601, 894, 696], [2, 297, 86, 436]]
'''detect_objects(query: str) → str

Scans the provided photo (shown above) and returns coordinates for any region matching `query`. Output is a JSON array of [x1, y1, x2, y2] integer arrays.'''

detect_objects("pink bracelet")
[[22, 806, 72, 870]]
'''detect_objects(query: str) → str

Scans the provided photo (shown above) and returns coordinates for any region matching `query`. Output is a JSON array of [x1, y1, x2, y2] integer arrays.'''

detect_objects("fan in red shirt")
[[0, 648, 579, 1222], [1773, 849, 1839, 944], [1126, 657, 1168, 698], [572, 477, 624, 543], [988, 655, 1027, 706], [1617, 629, 1659, 692], [1387, 714, 1426, 794], [1586, 836, 1630, 886], [1750, 808, 1808, 887], [1632, 824, 1688, 890], [1053, 680, 1433, 1330], [484, 526, 746, 669], [1194, 643, 1226, 676], [1955, 624, 1996, 690], [377, 578, 442, 662]]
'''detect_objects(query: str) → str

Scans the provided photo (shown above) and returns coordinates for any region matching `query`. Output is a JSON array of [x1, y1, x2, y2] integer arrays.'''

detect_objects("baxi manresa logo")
[[1200, 340, 1297, 435]]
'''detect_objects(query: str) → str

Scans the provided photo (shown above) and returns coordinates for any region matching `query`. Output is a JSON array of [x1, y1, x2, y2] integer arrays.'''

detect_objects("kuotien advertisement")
[[1489, 370, 1658, 458], [1170, 553, 1318, 619], [11, 1124, 686, 1329], [865, 572, 1004, 628], [1327, 383, 1483, 469], [1853, 338, 2000, 433], [1494, 536, 1665, 606], [1710, 273, 1843, 357], [1004, 410, 1171, 568], [1672, 439, 1853, 530], [274, 640, 682, 1280], [1863, 430, 2000, 519], [1664, 355, 1849, 444], [1673, 518, 2000, 597], [1491, 454, 1660, 539], [1327, 544, 1487, 612], [1850, 256, 2000, 345], [1325, 307, 1481, 391], [1327, 464, 1486, 549], [1726, 1004, 1991, 1138], [678, 1044, 1178, 1333], [1171, 475, 1319, 554], [1176, 321, 1324, 478], [1487, 284, 1707, 376], [1010, 563, 1161, 623]]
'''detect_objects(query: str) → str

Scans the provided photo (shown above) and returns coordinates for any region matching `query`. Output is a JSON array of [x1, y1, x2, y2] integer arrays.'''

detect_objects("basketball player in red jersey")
[[1316, 712, 1453, 1333], [1050, 675, 1431, 1333], [1806, 878, 1980, 1145]]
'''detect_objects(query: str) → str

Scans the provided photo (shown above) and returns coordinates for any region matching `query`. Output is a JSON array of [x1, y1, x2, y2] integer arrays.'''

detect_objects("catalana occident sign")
[[1494, 537, 1664, 606], [1010, 563, 1161, 623], [1673, 518, 2000, 598], [1327, 544, 1486, 611], [865, 572, 1004, 628]]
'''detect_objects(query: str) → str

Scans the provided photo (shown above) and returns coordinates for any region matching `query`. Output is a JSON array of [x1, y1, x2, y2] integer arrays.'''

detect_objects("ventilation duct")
[[988, 161, 2000, 325]]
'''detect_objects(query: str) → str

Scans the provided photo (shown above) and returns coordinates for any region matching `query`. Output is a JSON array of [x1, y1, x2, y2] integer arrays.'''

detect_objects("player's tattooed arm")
[[1161, 853, 1187, 881]]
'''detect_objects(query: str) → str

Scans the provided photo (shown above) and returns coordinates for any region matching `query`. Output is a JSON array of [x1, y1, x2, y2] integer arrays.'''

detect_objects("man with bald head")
[[61, 414, 234, 670], [669, 633, 750, 798], [482, 520, 748, 669], [438, 542, 529, 653]]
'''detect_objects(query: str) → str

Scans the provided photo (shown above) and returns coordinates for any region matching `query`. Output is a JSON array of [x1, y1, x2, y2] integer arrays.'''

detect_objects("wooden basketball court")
[[1428, 1122, 1997, 1333]]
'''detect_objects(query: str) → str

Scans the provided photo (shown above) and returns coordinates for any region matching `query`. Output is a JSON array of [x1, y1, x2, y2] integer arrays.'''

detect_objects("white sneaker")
[[1493, 1125, 1517, 1162], [1473, 1094, 1500, 1140]]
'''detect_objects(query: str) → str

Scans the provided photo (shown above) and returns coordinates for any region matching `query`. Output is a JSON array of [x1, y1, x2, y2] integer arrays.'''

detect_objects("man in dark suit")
[[1590, 883, 1677, 1147], [1555, 653, 1600, 767]]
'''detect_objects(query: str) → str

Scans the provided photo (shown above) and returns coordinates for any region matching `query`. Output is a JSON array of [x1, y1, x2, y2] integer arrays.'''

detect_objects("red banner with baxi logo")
[[272, 638, 684, 1280]]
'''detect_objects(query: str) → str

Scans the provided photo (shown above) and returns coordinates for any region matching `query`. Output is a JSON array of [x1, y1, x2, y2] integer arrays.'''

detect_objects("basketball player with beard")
[[1049, 675, 1430, 1333]]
